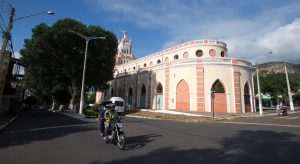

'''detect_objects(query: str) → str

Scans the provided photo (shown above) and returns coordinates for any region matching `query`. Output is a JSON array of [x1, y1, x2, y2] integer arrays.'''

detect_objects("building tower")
[[115, 31, 135, 65]]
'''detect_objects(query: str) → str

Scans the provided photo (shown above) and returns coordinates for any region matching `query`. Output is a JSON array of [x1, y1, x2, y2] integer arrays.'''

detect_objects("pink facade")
[[98, 33, 255, 113]]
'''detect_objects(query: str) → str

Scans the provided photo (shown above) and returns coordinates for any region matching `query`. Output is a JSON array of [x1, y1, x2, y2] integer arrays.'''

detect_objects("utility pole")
[[0, 6, 15, 66], [284, 63, 294, 110], [0, 5, 15, 102], [256, 63, 263, 115]]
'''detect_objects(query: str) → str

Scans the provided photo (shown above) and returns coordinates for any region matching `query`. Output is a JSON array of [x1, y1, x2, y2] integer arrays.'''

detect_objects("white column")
[[227, 93, 231, 113]]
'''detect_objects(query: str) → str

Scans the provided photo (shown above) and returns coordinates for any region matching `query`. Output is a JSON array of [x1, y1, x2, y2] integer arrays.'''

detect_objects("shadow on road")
[[106, 130, 300, 164], [0, 109, 96, 148], [125, 134, 162, 150]]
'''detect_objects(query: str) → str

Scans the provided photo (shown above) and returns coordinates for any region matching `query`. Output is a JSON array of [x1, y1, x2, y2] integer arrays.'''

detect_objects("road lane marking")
[[220, 122, 300, 128], [7, 123, 98, 133]]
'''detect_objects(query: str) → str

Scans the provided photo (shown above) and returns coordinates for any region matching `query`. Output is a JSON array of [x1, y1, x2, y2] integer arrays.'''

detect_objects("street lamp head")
[[89, 36, 106, 40], [47, 11, 55, 15], [14, 10, 55, 21]]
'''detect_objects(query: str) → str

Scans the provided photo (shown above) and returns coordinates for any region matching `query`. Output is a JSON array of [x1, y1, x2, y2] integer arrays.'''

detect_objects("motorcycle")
[[277, 106, 288, 116], [104, 121, 126, 150]]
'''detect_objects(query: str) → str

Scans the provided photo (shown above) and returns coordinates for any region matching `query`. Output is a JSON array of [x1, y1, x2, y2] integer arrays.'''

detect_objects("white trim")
[[190, 92, 193, 111], [232, 63, 236, 113], [208, 92, 212, 112], [227, 93, 231, 113]]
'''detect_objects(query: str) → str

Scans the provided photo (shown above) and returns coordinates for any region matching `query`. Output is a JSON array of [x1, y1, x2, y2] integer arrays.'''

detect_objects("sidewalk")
[[135, 109, 282, 120]]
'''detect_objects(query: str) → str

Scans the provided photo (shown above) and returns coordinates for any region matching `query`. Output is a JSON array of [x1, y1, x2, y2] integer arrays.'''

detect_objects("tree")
[[87, 92, 96, 104], [254, 72, 299, 103], [21, 18, 118, 109]]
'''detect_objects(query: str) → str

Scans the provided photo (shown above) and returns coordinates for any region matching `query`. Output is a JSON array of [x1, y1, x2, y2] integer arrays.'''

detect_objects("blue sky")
[[1, 0, 300, 64]]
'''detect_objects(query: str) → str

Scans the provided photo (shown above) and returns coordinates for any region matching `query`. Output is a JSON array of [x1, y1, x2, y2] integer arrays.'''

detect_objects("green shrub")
[[83, 108, 98, 118], [91, 104, 99, 112]]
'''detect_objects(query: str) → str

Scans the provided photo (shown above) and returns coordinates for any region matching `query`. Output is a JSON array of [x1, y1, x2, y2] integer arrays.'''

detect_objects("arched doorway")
[[244, 82, 251, 112], [156, 83, 163, 110], [176, 80, 190, 111], [128, 87, 133, 109], [140, 84, 146, 108], [111, 88, 114, 97], [118, 88, 122, 98], [211, 80, 227, 113]]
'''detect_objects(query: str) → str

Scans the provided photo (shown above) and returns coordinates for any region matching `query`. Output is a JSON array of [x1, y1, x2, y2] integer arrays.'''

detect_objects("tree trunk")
[[51, 99, 56, 111], [68, 80, 78, 112], [69, 94, 76, 110]]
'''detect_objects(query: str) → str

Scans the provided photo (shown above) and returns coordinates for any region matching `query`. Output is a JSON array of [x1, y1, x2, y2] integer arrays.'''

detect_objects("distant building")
[[97, 32, 255, 113], [115, 31, 136, 65]]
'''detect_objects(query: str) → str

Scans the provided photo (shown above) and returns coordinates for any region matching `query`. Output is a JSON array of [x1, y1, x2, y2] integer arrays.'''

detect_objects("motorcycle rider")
[[98, 103, 108, 136], [104, 103, 118, 139]]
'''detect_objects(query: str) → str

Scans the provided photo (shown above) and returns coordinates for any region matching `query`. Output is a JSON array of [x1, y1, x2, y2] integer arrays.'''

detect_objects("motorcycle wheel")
[[104, 136, 109, 144], [117, 133, 126, 150]]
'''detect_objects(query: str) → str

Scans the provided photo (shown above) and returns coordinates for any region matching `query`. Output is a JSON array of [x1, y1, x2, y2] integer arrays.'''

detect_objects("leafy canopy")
[[21, 18, 118, 103]]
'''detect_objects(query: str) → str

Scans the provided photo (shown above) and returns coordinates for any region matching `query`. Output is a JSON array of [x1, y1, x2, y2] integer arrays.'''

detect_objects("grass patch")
[[127, 111, 216, 122]]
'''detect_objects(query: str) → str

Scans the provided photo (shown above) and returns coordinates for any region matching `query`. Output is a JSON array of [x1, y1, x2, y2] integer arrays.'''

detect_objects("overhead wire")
[[0, 0, 9, 32]]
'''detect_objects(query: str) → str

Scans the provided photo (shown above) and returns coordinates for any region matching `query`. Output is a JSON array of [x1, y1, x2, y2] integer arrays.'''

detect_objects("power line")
[[0, 13, 7, 31], [0, 0, 9, 32]]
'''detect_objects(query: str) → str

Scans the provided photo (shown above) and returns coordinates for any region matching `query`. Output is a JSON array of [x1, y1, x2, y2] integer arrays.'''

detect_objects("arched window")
[[196, 50, 203, 57], [211, 80, 225, 93], [133, 66, 136, 70], [140, 84, 146, 108], [128, 87, 133, 107], [111, 88, 114, 97], [156, 83, 163, 93], [174, 55, 179, 60], [157, 59, 161, 64], [221, 51, 225, 57], [143, 63, 147, 67], [244, 82, 250, 95]]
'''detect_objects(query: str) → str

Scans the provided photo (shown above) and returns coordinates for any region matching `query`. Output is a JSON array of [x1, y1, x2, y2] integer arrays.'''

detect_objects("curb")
[[125, 114, 163, 120], [54, 110, 98, 123], [0, 113, 21, 131]]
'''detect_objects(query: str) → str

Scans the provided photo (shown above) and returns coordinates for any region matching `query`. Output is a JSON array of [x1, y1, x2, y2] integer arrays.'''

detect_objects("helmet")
[[109, 103, 115, 110]]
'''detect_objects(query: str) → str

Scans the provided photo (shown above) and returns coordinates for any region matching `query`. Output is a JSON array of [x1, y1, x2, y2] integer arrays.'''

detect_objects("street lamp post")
[[1, 6, 54, 63], [69, 30, 105, 114], [255, 51, 273, 115], [256, 63, 263, 115], [211, 89, 215, 119], [284, 63, 294, 110], [0, 5, 54, 103]]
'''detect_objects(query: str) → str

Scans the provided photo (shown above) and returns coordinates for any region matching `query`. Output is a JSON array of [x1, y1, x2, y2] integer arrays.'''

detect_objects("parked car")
[[111, 97, 124, 114], [101, 97, 124, 115]]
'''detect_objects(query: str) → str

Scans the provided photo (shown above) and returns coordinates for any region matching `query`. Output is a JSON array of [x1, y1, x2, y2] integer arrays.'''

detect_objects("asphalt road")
[[1, 109, 300, 164]]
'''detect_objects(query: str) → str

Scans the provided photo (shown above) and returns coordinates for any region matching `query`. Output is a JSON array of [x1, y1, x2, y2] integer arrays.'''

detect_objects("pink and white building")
[[97, 32, 255, 113]]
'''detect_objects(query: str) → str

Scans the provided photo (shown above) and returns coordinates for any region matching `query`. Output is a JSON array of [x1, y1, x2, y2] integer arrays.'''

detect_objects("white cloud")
[[13, 52, 21, 59], [256, 19, 300, 63], [89, 0, 300, 64]]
